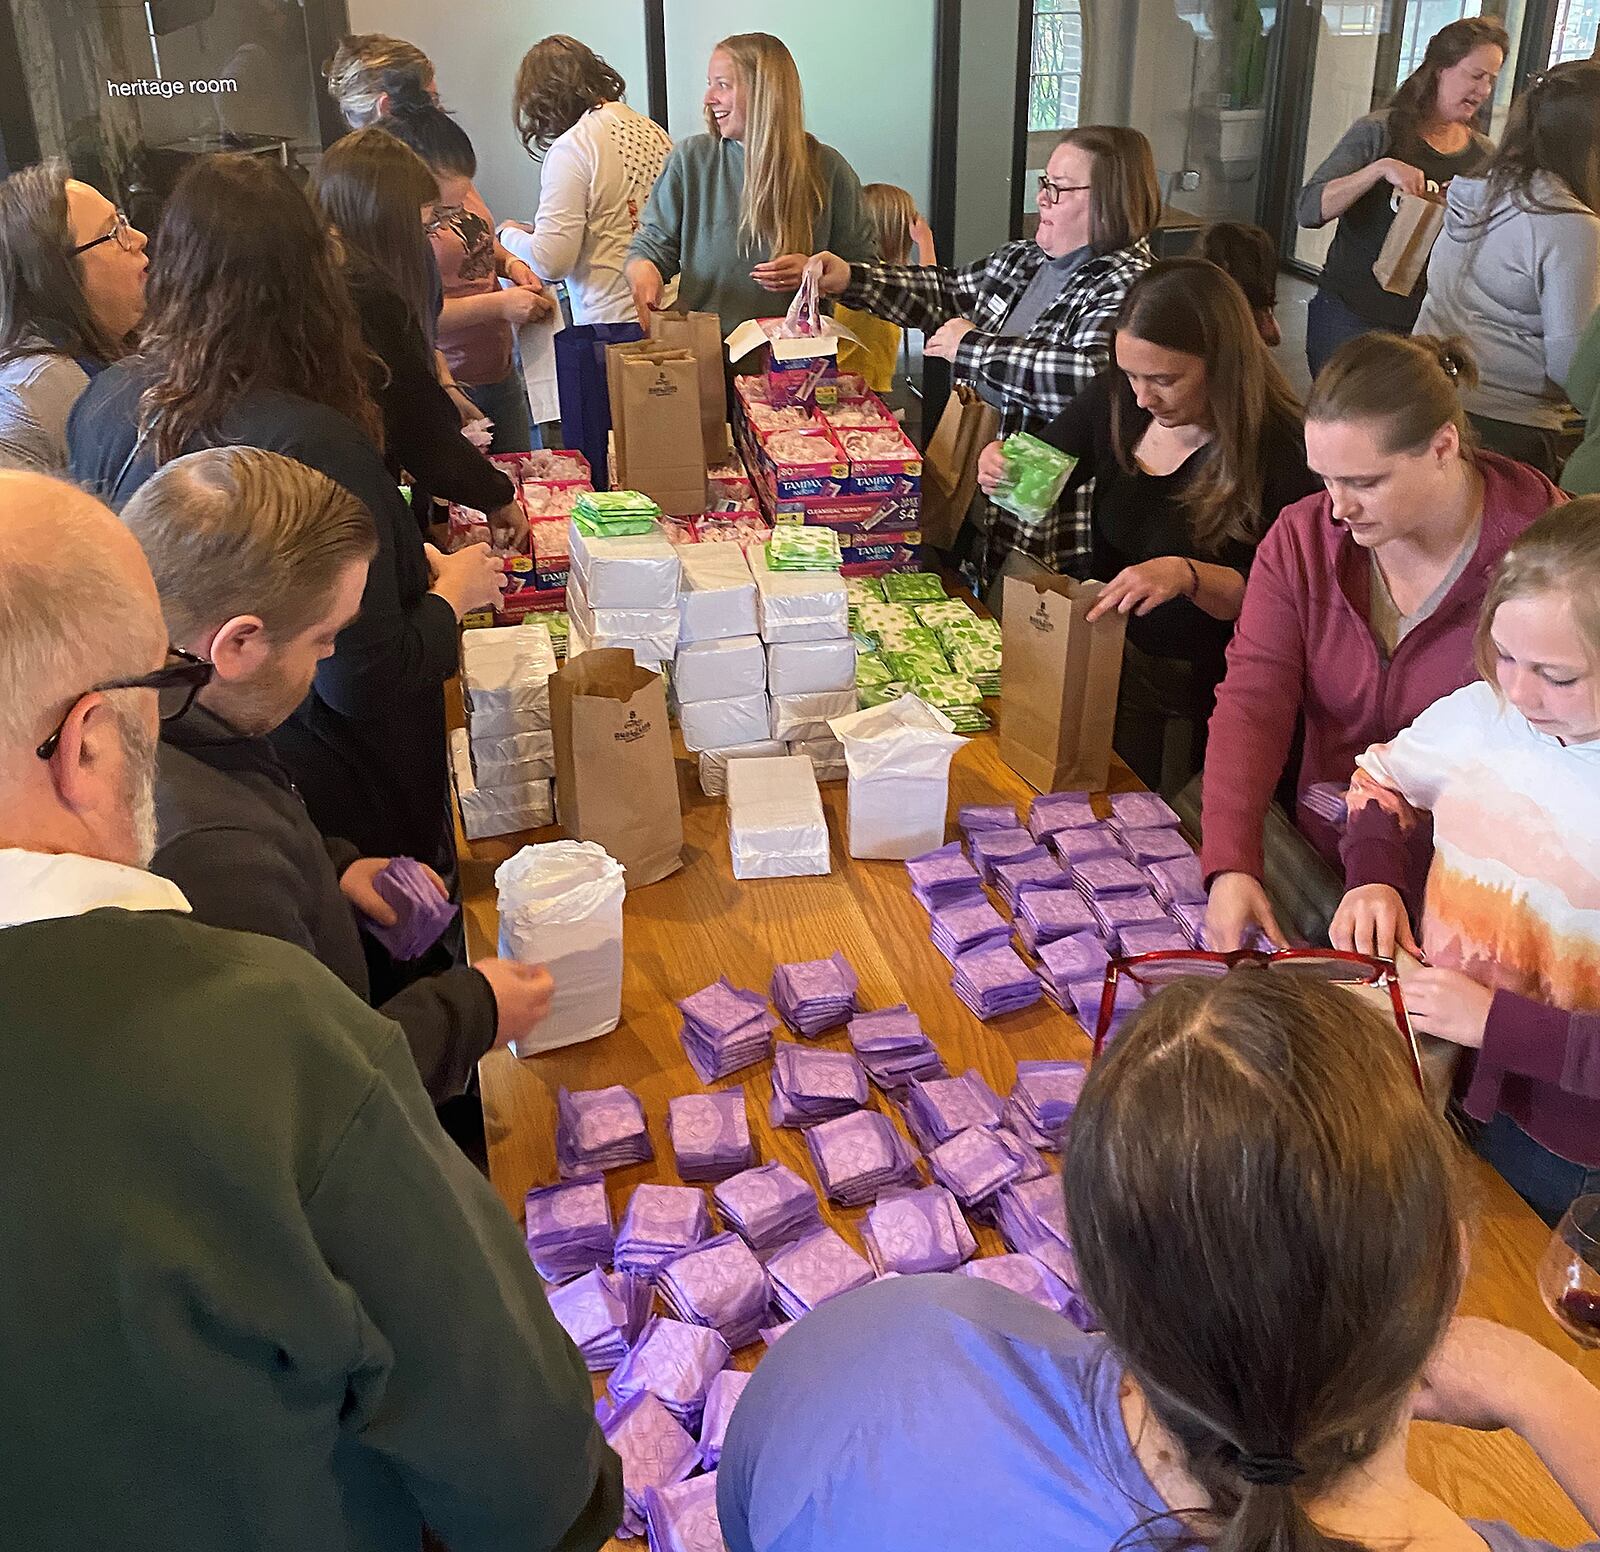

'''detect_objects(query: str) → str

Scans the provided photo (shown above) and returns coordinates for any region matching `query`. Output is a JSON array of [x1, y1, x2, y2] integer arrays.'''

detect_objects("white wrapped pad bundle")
[[788, 736, 848, 783], [727, 754, 831, 879], [766, 638, 855, 695], [829, 695, 969, 859], [470, 726, 556, 786], [770, 688, 857, 742], [748, 545, 847, 644], [698, 740, 790, 797], [451, 727, 554, 840], [678, 545, 758, 642], [678, 692, 771, 754], [568, 587, 679, 668], [674, 636, 766, 705], [566, 523, 681, 608], [460, 621, 558, 735]]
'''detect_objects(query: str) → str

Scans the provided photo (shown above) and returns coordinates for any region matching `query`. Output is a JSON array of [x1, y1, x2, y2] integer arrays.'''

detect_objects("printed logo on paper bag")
[[1029, 598, 1055, 634], [614, 708, 652, 744], [648, 371, 676, 398]]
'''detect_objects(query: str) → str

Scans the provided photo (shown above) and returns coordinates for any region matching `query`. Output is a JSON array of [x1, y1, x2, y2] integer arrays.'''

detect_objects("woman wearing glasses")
[[718, 971, 1600, 1552], [67, 153, 505, 887], [0, 164, 148, 476], [1334, 501, 1600, 1226], [806, 127, 1159, 581]]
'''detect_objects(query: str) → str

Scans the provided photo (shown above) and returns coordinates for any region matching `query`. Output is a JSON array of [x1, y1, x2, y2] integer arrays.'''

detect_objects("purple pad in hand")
[[360, 855, 459, 961], [608, 1315, 731, 1433], [766, 1225, 875, 1318], [600, 1389, 700, 1537], [862, 1184, 977, 1274], [667, 1090, 756, 1182]]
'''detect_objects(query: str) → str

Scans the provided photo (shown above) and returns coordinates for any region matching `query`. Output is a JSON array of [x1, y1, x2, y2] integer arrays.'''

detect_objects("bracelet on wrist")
[[1182, 558, 1200, 598]]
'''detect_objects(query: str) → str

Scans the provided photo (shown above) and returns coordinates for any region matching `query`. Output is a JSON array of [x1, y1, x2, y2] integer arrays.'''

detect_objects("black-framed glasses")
[[36, 646, 214, 760], [1092, 947, 1425, 1092], [1037, 175, 1091, 206], [70, 207, 139, 257]]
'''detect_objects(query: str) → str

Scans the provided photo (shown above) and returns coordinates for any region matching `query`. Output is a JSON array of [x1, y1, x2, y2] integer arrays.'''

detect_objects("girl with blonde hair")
[[625, 32, 876, 337]]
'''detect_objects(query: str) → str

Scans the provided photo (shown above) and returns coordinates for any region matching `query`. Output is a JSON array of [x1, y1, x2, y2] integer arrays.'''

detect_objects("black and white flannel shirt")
[[842, 237, 1153, 577]]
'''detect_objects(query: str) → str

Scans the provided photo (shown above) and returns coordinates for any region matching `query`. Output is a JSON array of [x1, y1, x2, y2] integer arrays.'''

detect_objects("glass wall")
[[1549, 0, 1600, 59]]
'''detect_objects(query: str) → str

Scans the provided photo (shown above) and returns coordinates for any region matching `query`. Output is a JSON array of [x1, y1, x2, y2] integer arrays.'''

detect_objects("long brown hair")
[[1474, 59, 1600, 219], [1057, 125, 1161, 256], [136, 155, 381, 466], [1110, 258, 1303, 551], [514, 34, 627, 156], [312, 127, 439, 343], [0, 163, 127, 368], [1384, 16, 1507, 155], [1307, 330, 1478, 454], [1065, 971, 1466, 1552], [709, 33, 825, 259]]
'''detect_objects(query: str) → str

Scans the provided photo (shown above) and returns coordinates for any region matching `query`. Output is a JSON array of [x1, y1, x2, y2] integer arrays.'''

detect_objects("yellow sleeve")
[[835, 307, 903, 394]]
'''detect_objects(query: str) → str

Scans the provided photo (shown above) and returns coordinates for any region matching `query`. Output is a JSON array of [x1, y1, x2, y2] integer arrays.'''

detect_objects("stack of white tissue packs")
[[726, 754, 830, 879], [453, 619, 558, 838], [566, 522, 681, 668]]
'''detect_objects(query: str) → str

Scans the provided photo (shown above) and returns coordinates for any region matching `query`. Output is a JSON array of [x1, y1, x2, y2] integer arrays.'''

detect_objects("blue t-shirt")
[[717, 1273, 1593, 1552]]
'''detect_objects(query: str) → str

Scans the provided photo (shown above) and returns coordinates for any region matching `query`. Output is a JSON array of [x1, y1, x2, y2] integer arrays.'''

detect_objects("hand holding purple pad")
[[361, 856, 459, 961], [668, 1090, 756, 1182]]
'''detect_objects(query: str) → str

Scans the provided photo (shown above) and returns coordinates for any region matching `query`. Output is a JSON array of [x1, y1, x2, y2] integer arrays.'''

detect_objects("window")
[[1320, 0, 1382, 36], [1029, 0, 1083, 133], [1551, 0, 1600, 60], [1395, 0, 1480, 75]]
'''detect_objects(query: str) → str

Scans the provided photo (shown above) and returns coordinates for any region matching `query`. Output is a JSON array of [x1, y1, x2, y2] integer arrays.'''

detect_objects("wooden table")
[[459, 729, 1599, 1548]]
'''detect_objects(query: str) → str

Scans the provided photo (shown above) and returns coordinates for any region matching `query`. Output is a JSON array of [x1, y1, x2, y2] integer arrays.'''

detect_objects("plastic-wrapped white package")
[[697, 740, 789, 797], [788, 736, 848, 783], [450, 727, 554, 840], [829, 694, 969, 859], [748, 544, 848, 644], [678, 545, 758, 642], [770, 688, 857, 742], [460, 620, 558, 734], [674, 635, 766, 705], [766, 637, 855, 695], [495, 840, 626, 1053], [677, 691, 771, 753], [567, 584, 679, 668], [727, 754, 831, 879], [566, 523, 681, 608], [469, 725, 556, 785]]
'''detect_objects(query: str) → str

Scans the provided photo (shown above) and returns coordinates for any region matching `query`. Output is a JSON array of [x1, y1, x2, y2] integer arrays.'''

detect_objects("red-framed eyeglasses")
[[1092, 948, 1425, 1092]]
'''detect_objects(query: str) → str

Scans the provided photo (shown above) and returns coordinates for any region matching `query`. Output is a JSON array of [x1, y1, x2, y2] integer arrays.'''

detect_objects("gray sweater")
[[0, 349, 89, 474], [1416, 172, 1600, 428]]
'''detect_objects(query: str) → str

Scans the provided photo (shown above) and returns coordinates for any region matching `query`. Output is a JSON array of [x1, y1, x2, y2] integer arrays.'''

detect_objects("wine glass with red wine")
[[1537, 1194, 1600, 1349]]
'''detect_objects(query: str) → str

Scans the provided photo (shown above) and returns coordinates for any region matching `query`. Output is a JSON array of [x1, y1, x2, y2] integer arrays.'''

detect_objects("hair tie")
[[1236, 1452, 1306, 1488], [1440, 352, 1460, 379]]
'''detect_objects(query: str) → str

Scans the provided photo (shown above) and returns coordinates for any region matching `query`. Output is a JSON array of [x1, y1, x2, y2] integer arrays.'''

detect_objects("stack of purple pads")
[[847, 1004, 946, 1090], [667, 1090, 756, 1183], [656, 1231, 772, 1349], [614, 1183, 713, 1279], [677, 978, 777, 1082], [993, 1172, 1071, 1256], [1035, 930, 1111, 1011], [1169, 896, 1209, 945], [1050, 822, 1122, 869], [1117, 921, 1193, 957], [771, 953, 859, 1036], [928, 896, 1012, 964], [1014, 883, 1098, 954], [524, 1175, 614, 1282], [928, 1124, 1042, 1207], [608, 1315, 731, 1432], [768, 1041, 868, 1127], [1027, 790, 1099, 844], [952, 940, 1044, 1021], [991, 850, 1069, 911], [599, 1389, 700, 1537], [713, 1162, 823, 1251], [960, 1252, 1083, 1319], [862, 1184, 977, 1274], [970, 826, 1046, 884], [643, 1472, 726, 1552], [899, 1068, 1004, 1150], [1302, 779, 1349, 828], [766, 1226, 876, 1319], [556, 1084, 654, 1177], [959, 802, 1019, 837], [1117, 826, 1193, 865], [362, 856, 459, 960], [1109, 790, 1183, 831], [697, 1369, 752, 1470], [1069, 853, 1151, 904], [804, 1109, 920, 1206], [1005, 1059, 1087, 1150], [1146, 853, 1207, 910], [905, 841, 986, 910], [547, 1267, 651, 1371]]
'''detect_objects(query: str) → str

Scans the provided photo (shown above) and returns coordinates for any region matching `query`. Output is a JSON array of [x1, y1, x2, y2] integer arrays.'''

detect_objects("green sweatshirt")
[[1561, 306, 1600, 496], [628, 132, 878, 340], [0, 908, 621, 1552]]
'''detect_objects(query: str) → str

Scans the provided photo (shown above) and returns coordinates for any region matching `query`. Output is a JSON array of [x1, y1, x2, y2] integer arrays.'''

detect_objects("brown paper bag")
[[921, 383, 1000, 550], [649, 309, 729, 465], [549, 647, 684, 888], [606, 341, 708, 515], [1373, 191, 1446, 296], [999, 573, 1127, 792]]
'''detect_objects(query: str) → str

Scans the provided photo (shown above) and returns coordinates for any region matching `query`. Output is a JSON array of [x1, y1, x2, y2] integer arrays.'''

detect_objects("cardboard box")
[[725, 319, 846, 409]]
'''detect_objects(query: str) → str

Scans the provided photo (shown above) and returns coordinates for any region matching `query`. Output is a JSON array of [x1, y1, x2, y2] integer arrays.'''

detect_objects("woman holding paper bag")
[[1416, 61, 1600, 479], [624, 32, 875, 341], [977, 259, 1316, 794], [1298, 18, 1505, 377]]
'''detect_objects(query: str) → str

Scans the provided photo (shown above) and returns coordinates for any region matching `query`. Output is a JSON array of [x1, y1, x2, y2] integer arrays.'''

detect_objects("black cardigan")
[[68, 362, 460, 871]]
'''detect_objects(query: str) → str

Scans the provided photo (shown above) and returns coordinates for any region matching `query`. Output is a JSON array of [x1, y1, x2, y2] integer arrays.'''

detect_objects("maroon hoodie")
[[1201, 452, 1563, 884]]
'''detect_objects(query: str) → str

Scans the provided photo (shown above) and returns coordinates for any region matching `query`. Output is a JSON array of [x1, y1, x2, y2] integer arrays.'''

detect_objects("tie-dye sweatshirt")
[[1343, 681, 1600, 1165]]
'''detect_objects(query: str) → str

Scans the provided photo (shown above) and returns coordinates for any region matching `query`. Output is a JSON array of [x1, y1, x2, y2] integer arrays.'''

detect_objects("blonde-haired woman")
[[323, 32, 435, 129], [625, 32, 876, 337]]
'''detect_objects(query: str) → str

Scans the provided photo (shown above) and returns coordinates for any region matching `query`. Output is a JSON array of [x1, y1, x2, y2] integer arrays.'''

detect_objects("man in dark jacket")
[[122, 446, 553, 1103], [0, 468, 620, 1551]]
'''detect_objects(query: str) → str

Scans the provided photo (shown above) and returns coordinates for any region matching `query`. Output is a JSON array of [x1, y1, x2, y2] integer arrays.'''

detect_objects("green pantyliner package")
[[881, 571, 947, 603], [988, 432, 1076, 526]]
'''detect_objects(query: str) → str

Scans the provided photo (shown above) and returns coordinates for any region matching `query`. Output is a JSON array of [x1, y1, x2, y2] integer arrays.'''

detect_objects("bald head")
[[0, 471, 165, 761]]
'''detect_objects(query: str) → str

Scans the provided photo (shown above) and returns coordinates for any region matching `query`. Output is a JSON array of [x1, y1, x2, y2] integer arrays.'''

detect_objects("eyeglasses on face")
[[1091, 947, 1426, 1092], [70, 207, 140, 257], [36, 646, 214, 761], [1037, 175, 1092, 206]]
